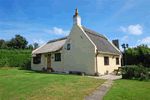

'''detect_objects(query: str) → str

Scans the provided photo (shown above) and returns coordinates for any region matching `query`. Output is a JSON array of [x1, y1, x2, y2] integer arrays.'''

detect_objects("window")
[[67, 44, 70, 50], [116, 58, 119, 65], [104, 57, 109, 65], [33, 54, 41, 64], [55, 53, 61, 61]]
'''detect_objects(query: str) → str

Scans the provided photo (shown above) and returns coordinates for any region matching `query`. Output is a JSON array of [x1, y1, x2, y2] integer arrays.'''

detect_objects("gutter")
[[98, 51, 121, 56]]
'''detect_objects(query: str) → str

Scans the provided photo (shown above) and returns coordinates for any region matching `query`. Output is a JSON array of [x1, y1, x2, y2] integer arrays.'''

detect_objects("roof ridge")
[[47, 36, 68, 43]]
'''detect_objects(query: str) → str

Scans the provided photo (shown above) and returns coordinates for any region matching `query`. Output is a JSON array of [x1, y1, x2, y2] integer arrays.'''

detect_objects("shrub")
[[121, 65, 149, 81]]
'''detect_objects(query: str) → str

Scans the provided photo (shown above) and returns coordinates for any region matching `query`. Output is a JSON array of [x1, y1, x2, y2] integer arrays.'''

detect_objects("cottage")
[[31, 9, 122, 75]]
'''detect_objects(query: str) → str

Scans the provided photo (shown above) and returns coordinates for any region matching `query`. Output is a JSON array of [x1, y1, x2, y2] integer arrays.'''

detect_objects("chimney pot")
[[76, 9, 78, 14]]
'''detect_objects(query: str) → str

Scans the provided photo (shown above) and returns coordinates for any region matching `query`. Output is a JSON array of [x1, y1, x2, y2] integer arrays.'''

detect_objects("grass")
[[0, 68, 105, 100], [103, 79, 150, 100]]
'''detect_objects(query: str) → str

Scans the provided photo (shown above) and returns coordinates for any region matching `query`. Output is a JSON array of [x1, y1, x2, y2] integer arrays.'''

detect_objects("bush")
[[121, 65, 149, 81]]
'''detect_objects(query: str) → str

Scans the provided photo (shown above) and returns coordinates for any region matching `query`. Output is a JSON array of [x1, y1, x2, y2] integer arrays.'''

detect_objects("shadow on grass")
[[18, 67, 80, 76]]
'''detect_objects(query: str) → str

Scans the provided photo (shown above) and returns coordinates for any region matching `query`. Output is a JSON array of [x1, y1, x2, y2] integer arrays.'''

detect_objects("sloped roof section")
[[82, 27, 121, 55], [32, 37, 67, 55]]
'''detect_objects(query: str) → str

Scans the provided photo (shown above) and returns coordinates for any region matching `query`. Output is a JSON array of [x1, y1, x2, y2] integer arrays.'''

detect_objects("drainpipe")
[[95, 49, 99, 76]]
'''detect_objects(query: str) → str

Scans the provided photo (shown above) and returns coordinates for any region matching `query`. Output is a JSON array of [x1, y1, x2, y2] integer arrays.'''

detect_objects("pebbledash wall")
[[31, 52, 62, 71], [31, 54, 47, 71], [97, 53, 121, 75]]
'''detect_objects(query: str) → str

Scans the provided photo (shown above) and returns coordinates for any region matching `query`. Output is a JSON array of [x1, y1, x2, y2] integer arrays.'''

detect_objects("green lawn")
[[0, 68, 105, 100], [103, 79, 150, 100]]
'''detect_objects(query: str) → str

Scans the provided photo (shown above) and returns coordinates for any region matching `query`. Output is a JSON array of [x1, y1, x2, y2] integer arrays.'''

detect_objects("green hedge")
[[0, 49, 32, 69], [121, 65, 149, 81]]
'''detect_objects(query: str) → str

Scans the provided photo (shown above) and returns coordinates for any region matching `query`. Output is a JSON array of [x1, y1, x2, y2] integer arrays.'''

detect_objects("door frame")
[[47, 54, 51, 69]]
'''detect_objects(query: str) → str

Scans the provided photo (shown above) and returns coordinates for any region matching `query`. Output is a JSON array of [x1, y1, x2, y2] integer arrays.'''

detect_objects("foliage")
[[121, 65, 149, 81], [6, 35, 28, 49], [113, 70, 118, 74], [27, 44, 34, 50], [123, 44, 150, 67], [33, 42, 39, 50], [0, 49, 32, 68], [0, 35, 29, 50]]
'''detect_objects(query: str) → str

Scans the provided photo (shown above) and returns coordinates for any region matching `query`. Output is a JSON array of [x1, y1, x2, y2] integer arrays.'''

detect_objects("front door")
[[47, 54, 51, 68]]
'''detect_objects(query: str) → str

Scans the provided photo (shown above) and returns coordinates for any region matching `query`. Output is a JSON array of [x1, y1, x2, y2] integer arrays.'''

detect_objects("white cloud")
[[121, 36, 129, 42], [121, 36, 133, 42], [128, 24, 143, 35], [33, 38, 45, 45], [44, 27, 70, 36], [119, 26, 126, 33], [119, 24, 143, 35], [137, 37, 150, 45]]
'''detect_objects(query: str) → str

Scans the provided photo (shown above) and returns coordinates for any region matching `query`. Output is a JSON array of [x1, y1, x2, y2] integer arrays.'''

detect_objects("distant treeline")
[[0, 34, 38, 68], [0, 34, 39, 50], [122, 44, 150, 68]]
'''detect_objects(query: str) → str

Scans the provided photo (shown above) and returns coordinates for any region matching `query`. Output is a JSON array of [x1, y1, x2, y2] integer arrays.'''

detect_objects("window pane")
[[33, 54, 41, 64], [67, 44, 70, 50], [116, 58, 119, 65], [104, 57, 109, 65], [55, 53, 61, 61]]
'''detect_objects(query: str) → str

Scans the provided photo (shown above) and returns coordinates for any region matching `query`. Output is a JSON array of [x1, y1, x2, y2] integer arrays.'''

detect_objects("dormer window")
[[67, 44, 70, 50]]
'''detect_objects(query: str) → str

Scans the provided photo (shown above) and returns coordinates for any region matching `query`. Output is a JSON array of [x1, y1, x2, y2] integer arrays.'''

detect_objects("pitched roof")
[[32, 27, 121, 55], [82, 27, 121, 55], [32, 37, 67, 55]]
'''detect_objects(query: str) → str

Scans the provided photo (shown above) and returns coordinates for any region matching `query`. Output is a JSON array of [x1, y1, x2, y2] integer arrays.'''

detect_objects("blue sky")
[[0, 0, 150, 51]]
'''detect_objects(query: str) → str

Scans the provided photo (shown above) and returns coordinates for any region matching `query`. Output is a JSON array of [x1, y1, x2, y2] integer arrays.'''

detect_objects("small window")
[[116, 58, 119, 65], [33, 54, 41, 64], [55, 53, 61, 61], [67, 44, 70, 50], [104, 57, 109, 65]]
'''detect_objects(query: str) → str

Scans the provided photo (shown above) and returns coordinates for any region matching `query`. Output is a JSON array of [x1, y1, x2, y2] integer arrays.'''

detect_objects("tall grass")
[[0, 49, 32, 69]]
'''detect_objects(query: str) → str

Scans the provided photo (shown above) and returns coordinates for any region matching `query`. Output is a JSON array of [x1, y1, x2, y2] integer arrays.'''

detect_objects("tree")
[[28, 44, 33, 50], [0, 39, 9, 49], [7, 35, 28, 49], [33, 42, 39, 50], [0, 39, 5, 47], [125, 44, 150, 67]]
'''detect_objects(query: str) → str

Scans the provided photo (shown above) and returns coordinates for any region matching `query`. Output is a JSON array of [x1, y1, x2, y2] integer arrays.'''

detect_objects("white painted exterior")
[[31, 52, 62, 71], [62, 24, 96, 75], [97, 53, 121, 75], [31, 24, 122, 75], [73, 15, 81, 26], [31, 10, 122, 75], [31, 54, 47, 71]]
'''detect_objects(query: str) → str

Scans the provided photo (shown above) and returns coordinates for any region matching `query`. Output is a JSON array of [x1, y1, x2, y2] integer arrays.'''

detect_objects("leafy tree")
[[7, 35, 28, 49], [28, 44, 33, 50], [33, 42, 39, 50], [0, 39, 9, 49], [125, 44, 150, 67], [0, 39, 5, 47]]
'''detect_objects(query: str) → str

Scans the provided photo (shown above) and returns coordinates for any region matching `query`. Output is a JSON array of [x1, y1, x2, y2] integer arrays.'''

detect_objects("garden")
[[0, 68, 105, 100]]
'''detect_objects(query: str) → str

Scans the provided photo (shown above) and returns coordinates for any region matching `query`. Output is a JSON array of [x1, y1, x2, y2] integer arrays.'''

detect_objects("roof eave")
[[97, 51, 121, 55]]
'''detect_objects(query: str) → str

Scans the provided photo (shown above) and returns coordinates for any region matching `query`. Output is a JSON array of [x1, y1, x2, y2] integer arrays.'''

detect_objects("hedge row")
[[121, 65, 149, 81], [0, 49, 32, 69]]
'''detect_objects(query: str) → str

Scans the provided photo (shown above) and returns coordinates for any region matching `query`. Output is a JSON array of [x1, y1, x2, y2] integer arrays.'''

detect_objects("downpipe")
[[95, 49, 100, 76]]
